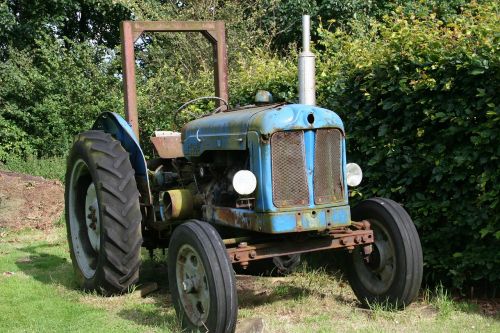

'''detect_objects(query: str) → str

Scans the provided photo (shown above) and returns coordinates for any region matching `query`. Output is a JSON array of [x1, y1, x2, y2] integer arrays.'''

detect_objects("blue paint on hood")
[[182, 103, 344, 158]]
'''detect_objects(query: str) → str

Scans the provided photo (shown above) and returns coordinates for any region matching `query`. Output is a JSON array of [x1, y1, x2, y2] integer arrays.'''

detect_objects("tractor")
[[64, 16, 423, 332]]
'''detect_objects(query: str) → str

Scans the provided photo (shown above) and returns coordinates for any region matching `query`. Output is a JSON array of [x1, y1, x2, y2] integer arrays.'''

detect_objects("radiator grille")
[[314, 129, 344, 204], [271, 131, 309, 207]]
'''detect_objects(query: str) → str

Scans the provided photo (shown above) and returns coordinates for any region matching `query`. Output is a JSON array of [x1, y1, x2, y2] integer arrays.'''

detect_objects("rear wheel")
[[346, 198, 423, 308], [168, 220, 238, 333], [65, 130, 142, 294]]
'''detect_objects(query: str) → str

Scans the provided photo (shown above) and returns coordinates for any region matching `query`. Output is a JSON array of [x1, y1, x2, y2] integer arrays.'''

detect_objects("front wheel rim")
[[176, 244, 210, 325], [352, 219, 396, 295]]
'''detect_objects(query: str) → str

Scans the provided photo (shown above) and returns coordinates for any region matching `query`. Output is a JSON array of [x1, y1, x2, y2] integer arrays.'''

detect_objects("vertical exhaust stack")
[[298, 15, 316, 106]]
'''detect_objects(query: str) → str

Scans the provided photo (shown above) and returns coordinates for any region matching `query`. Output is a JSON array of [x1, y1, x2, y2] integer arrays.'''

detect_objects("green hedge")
[[0, 36, 123, 160], [317, 2, 499, 290]]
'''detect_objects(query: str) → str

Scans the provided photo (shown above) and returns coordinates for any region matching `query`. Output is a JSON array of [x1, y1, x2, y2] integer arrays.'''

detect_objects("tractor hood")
[[182, 103, 344, 158]]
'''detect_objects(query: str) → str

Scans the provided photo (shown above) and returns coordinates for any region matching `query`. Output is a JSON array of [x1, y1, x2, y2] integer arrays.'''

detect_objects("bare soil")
[[0, 170, 64, 231]]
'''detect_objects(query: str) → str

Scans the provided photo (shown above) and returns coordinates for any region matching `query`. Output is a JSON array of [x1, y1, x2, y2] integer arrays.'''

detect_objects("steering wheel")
[[173, 96, 229, 128]]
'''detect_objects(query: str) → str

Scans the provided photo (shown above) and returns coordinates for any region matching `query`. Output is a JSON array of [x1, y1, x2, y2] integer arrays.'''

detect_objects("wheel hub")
[[352, 219, 396, 295], [367, 239, 389, 271], [176, 244, 210, 324], [182, 277, 200, 293], [84, 183, 101, 253]]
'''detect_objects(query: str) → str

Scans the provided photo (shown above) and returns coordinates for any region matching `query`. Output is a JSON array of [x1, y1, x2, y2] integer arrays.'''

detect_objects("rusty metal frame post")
[[120, 21, 229, 140]]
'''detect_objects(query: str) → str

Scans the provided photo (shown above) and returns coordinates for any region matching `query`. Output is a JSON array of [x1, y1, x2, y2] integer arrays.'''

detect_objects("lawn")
[[0, 224, 498, 333]]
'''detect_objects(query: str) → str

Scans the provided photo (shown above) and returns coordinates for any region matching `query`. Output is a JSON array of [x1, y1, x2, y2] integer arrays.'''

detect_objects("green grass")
[[0, 155, 66, 182], [0, 228, 179, 332], [0, 225, 498, 333]]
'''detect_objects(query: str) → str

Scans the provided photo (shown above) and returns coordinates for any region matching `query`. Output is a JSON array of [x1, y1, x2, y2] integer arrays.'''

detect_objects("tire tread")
[[348, 197, 423, 308], [65, 130, 142, 295], [167, 220, 237, 333]]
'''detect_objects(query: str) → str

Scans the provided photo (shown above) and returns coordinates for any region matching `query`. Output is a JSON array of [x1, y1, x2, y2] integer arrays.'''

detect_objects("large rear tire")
[[168, 220, 238, 333], [65, 130, 142, 294], [346, 198, 423, 308]]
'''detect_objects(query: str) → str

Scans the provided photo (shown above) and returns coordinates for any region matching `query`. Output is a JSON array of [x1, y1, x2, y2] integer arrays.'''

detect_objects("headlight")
[[232, 170, 257, 195], [346, 163, 363, 187]]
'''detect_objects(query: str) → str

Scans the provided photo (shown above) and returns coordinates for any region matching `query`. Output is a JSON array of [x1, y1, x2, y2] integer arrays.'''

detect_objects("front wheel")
[[168, 220, 238, 333], [346, 198, 423, 308]]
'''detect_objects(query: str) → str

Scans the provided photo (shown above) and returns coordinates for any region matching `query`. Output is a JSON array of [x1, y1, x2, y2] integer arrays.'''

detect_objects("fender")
[[92, 112, 152, 205]]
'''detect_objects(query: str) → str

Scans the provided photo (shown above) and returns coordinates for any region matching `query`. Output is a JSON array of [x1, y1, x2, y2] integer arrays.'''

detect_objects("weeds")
[[0, 155, 66, 181], [424, 284, 457, 319], [366, 298, 403, 312]]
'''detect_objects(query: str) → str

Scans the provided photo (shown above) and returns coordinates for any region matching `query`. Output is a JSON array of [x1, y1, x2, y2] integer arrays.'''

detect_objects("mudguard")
[[92, 112, 152, 205]]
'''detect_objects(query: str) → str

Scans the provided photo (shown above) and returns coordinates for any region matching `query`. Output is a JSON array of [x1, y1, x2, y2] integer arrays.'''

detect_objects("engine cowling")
[[181, 103, 344, 158]]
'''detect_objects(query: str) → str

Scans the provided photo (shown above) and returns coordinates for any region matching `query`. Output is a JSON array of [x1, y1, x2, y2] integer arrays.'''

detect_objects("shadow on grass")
[[117, 257, 181, 329], [117, 292, 179, 331], [117, 307, 180, 330], [236, 274, 315, 308], [120, 256, 316, 328], [15, 243, 76, 289], [16, 244, 497, 327], [307, 250, 500, 320], [142, 255, 318, 306]]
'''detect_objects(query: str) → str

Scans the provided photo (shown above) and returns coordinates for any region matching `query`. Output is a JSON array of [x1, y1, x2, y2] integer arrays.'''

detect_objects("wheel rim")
[[84, 183, 101, 253], [176, 244, 210, 325], [352, 219, 396, 295], [68, 159, 99, 279]]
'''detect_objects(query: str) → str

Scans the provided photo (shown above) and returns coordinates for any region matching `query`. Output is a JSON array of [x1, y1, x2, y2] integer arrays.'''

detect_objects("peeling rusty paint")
[[227, 225, 374, 264], [203, 205, 351, 234]]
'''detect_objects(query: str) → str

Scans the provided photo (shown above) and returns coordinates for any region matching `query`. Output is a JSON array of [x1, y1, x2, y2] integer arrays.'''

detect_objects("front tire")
[[346, 198, 423, 308], [65, 130, 142, 294], [168, 220, 238, 333]]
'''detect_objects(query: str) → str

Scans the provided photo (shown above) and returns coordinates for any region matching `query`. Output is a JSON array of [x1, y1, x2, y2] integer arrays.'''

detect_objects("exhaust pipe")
[[298, 15, 316, 106]]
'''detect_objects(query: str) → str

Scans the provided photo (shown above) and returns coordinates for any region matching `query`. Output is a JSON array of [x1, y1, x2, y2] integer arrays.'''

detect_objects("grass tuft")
[[366, 298, 404, 312], [424, 284, 457, 319]]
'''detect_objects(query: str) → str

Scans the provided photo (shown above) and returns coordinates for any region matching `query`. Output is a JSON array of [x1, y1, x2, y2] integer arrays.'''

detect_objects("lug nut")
[[182, 279, 194, 293]]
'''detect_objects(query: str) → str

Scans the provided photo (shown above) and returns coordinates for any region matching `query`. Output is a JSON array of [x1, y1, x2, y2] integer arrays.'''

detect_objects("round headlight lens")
[[232, 170, 257, 195], [346, 163, 363, 187]]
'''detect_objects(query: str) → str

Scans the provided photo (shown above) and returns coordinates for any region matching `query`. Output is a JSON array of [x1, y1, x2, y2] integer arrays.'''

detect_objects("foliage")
[[0, 0, 131, 60], [0, 1, 129, 159], [317, 1, 500, 289], [0, 37, 123, 158], [256, 0, 471, 51]]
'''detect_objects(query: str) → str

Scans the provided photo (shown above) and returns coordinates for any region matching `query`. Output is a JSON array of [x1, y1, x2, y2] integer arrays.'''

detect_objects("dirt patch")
[[469, 298, 500, 318], [0, 170, 64, 231]]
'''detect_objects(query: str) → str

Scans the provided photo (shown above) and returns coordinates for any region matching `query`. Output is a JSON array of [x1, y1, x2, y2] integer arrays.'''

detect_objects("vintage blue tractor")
[[64, 16, 423, 332]]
